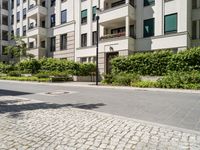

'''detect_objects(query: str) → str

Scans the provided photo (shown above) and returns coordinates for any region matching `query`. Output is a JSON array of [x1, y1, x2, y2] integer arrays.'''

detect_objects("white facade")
[[0, 0, 199, 73]]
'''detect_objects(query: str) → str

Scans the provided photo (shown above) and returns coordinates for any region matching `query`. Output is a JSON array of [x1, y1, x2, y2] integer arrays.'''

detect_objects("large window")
[[81, 34, 87, 47], [92, 6, 96, 21], [50, 14, 56, 27], [144, 0, 155, 6], [192, 21, 197, 40], [61, 10, 67, 24], [81, 10, 87, 24], [164, 13, 177, 34], [50, 37, 56, 52], [60, 34, 67, 50], [143, 18, 154, 37]]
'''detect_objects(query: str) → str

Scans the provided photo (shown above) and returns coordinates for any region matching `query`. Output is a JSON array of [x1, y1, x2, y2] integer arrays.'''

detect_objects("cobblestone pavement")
[[0, 96, 200, 150]]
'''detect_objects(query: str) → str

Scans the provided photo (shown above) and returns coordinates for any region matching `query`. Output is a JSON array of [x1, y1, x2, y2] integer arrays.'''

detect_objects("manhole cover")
[[39, 91, 76, 96]]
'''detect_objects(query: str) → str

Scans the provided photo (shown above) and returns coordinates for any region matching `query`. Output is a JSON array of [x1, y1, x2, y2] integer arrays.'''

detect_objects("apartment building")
[[0, 0, 9, 62], [1, 0, 200, 74], [9, 0, 75, 60]]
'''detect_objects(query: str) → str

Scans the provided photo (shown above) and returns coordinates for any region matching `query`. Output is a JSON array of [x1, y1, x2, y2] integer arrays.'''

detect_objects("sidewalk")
[[0, 96, 200, 149]]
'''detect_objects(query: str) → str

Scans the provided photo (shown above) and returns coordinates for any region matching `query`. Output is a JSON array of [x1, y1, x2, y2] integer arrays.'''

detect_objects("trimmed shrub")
[[78, 63, 96, 76], [157, 71, 200, 89], [167, 47, 200, 72], [39, 58, 79, 74], [131, 81, 157, 88], [17, 59, 41, 74], [7, 71, 21, 77], [102, 73, 141, 86], [111, 50, 173, 76], [102, 74, 115, 84]]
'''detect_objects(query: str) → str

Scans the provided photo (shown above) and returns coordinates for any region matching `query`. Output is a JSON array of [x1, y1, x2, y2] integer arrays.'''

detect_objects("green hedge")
[[157, 71, 200, 89], [167, 47, 200, 72], [112, 50, 173, 76], [15, 58, 96, 76], [111, 47, 200, 76]]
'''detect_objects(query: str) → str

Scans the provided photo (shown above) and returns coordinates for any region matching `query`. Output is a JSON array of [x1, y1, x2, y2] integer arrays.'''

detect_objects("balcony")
[[99, 1, 135, 25], [27, 47, 45, 59], [99, 35, 134, 53], [27, 26, 47, 37], [27, 5, 47, 18]]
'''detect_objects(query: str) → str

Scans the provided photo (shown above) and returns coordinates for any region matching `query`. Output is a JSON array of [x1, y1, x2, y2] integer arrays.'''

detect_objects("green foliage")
[[131, 81, 157, 88], [78, 63, 96, 76], [157, 71, 200, 89], [102, 74, 115, 84], [102, 73, 141, 86], [35, 71, 69, 78], [167, 47, 200, 72], [0, 63, 16, 74], [39, 58, 80, 75], [17, 59, 41, 74], [111, 50, 173, 76], [0, 76, 49, 82], [7, 71, 21, 77], [5, 36, 27, 59]]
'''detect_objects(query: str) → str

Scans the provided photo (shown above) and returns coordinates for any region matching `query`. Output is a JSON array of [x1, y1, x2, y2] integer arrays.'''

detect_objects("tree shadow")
[[0, 89, 33, 96], [0, 99, 105, 118]]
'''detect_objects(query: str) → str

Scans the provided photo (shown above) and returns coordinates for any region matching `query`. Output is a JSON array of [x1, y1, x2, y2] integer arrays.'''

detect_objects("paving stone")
[[0, 96, 200, 149]]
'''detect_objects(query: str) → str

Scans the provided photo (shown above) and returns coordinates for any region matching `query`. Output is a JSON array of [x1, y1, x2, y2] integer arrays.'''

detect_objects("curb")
[[1, 80, 200, 94]]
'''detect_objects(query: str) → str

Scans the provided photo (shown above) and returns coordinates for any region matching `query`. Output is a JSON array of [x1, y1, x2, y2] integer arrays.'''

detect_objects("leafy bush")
[[131, 81, 157, 88], [111, 50, 173, 76], [35, 71, 69, 78], [7, 71, 22, 77], [0, 63, 16, 74], [157, 71, 200, 89], [39, 58, 79, 74], [17, 59, 41, 74], [112, 73, 141, 86], [102, 74, 115, 84], [102, 73, 141, 86], [0, 76, 49, 82], [168, 47, 200, 72], [78, 63, 96, 76]]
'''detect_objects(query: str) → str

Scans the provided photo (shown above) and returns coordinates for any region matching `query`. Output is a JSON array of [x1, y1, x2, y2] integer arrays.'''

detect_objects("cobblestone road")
[[0, 96, 200, 150]]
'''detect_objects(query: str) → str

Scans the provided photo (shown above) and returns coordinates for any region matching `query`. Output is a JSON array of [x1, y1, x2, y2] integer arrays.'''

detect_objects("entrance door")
[[106, 52, 119, 74]]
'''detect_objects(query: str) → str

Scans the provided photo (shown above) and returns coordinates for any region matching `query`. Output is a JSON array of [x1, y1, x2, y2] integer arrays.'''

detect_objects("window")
[[51, 0, 56, 7], [60, 34, 67, 50], [81, 34, 87, 47], [192, 21, 197, 39], [50, 14, 56, 27], [61, 10, 67, 24], [143, 18, 154, 37], [192, 0, 197, 9], [17, 0, 20, 6], [92, 6, 96, 21], [11, 15, 14, 25], [16, 28, 20, 36], [50, 37, 56, 52], [81, 10, 87, 24], [23, 8, 26, 19], [92, 31, 97, 45], [144, 0, 155, 6], [23, 25, 26, 36], [17, 12, 20, 22], [164, 13, 177, 34]]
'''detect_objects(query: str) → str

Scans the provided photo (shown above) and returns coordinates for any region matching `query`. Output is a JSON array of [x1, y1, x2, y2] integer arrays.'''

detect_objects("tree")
[[5, 35, 34, 63]]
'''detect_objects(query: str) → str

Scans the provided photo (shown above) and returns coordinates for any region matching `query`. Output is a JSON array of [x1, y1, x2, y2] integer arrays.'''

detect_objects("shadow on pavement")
[[0, 89, 33, 96], [0, 99, 105, 118]]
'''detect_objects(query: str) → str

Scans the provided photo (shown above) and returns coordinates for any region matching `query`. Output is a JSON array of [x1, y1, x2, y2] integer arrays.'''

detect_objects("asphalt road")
[[0, 80, 200, 131]]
